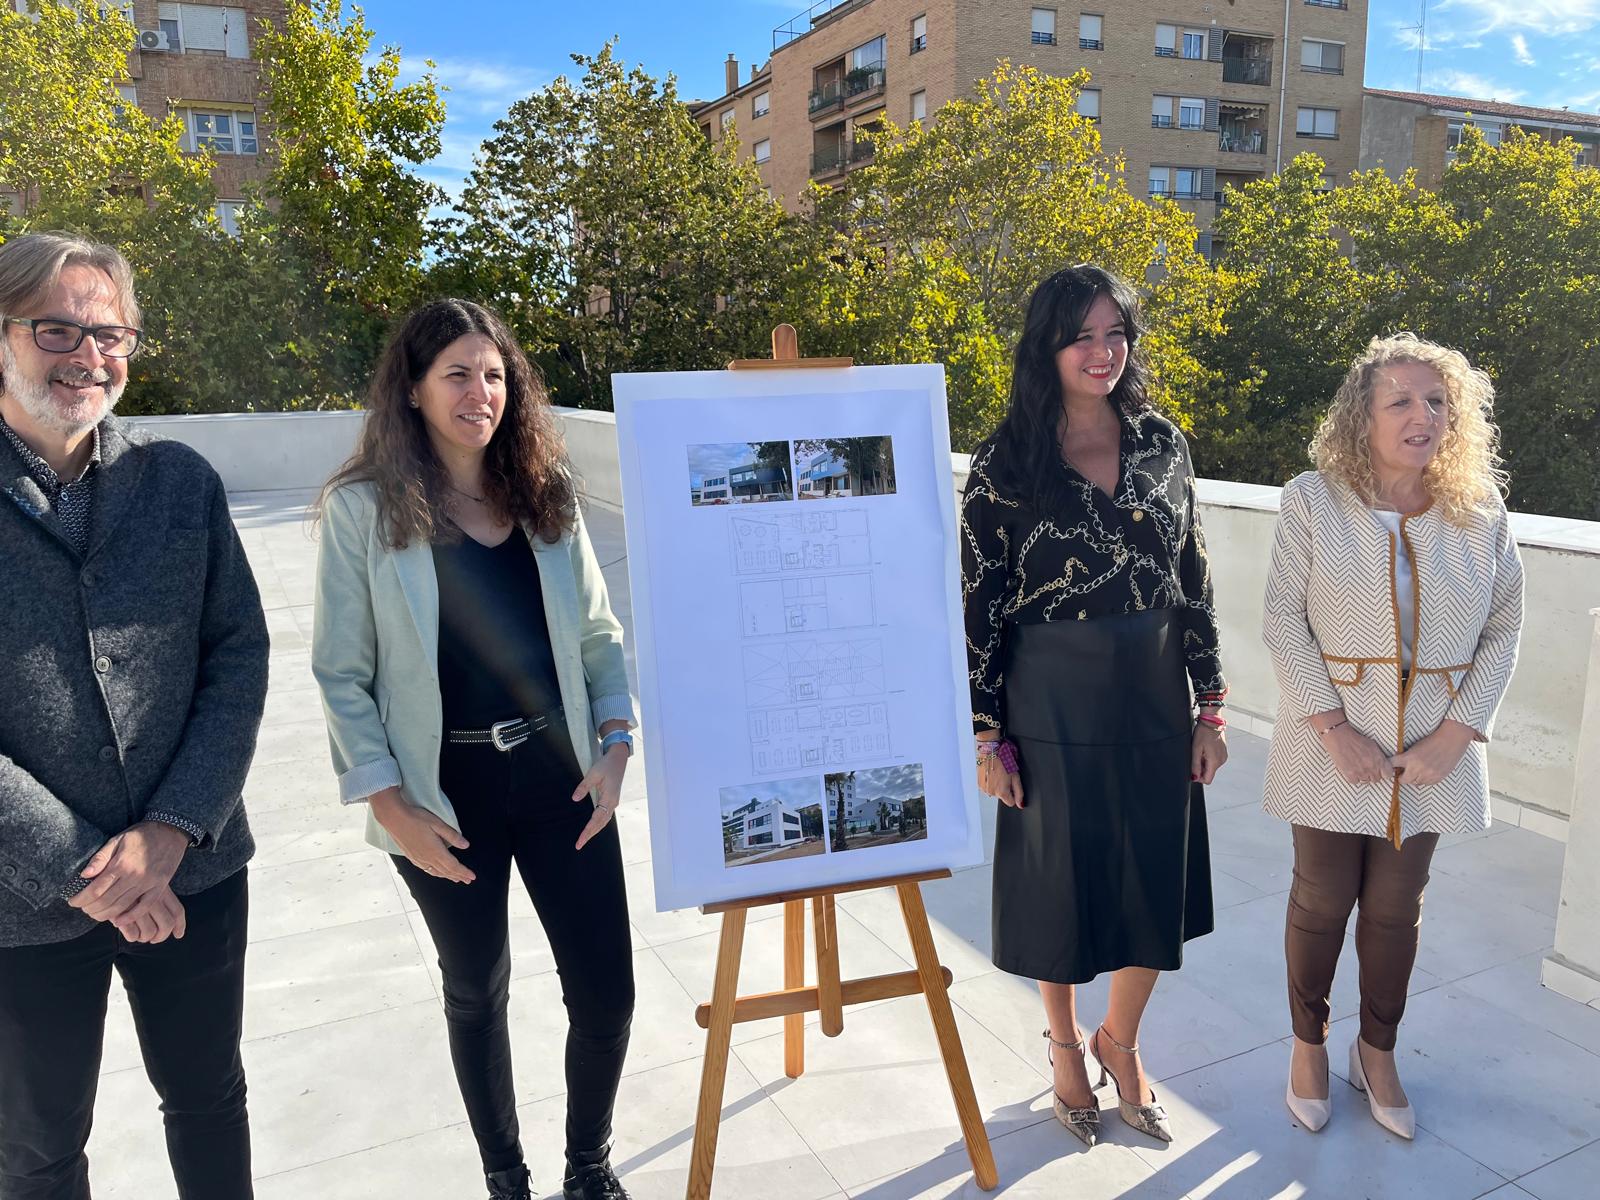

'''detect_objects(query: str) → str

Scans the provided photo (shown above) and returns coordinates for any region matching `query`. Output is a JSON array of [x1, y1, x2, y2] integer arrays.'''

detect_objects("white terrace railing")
[[126, 407, 1600, 1006]]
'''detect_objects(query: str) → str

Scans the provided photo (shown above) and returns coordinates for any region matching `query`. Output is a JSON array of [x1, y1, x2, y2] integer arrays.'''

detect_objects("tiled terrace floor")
[[86, 491, 1600, 1199]]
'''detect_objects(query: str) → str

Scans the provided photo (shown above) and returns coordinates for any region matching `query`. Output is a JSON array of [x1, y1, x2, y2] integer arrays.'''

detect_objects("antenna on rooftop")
[[1411, 0, 1428, 91]]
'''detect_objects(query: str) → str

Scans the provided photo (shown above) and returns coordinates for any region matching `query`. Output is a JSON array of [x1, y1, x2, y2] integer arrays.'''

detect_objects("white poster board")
[[613, 364, 983, 912]]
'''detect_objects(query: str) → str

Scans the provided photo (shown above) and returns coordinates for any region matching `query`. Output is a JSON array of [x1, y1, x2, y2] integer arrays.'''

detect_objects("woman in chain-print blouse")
[[958, 264, 1226, 1151], [960, 407, 1226, 729]]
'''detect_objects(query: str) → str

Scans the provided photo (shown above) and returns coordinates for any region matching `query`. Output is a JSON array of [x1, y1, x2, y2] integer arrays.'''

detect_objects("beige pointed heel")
[[1043, 1028, 1101, 1147], [1348, 1036, 1415, 1140], [1286, 1039, 1332, 1132], [1090, 1025, 1172, 1143]]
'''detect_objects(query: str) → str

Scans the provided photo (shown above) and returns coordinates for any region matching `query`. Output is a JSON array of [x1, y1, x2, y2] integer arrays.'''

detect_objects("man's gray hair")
[[0, 231, 141, 329]]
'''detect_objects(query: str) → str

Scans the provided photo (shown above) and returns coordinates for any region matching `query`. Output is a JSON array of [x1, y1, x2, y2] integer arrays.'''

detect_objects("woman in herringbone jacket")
[[1263, 333, 1523, 1140]]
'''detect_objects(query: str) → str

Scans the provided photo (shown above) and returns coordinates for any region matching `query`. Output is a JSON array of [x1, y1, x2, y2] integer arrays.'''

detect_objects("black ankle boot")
[[486, 1164, 533, 1200], [563, 1154, 630, 1200]]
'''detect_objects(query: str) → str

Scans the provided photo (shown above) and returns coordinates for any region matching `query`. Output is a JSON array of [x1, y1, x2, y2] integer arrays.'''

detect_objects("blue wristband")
[[600, 729, 634, 756]]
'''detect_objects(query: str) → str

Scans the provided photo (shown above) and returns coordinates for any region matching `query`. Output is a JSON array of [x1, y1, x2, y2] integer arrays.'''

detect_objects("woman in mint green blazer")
[[312, 299, 636, 1200]]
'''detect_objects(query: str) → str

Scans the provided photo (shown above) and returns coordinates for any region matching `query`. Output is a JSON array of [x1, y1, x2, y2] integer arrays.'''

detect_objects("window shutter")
[[182, 4, 228, 52], [1209, 28, 1225, 61], [1201, 166, 1217, 197], [1204, 98, 1220, 131], [223, 7, 248, 58], [1195, 232, 1214, 258]]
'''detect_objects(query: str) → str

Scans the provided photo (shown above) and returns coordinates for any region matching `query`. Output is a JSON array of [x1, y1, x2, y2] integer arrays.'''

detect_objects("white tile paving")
[[80, 490, 1600, 1199]]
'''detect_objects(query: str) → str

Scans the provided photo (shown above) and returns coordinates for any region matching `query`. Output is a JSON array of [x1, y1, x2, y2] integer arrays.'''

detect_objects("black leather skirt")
[[992, 609, 1213, 984]]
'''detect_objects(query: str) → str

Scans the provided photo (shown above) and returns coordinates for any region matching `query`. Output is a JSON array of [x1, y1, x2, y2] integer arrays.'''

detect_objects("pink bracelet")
[[977, 738, 1020, 774], [1196, 713, 1226, 730]]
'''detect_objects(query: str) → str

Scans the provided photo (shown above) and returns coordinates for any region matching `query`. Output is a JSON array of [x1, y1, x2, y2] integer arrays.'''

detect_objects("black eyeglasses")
[[2, 317, 142, 358]]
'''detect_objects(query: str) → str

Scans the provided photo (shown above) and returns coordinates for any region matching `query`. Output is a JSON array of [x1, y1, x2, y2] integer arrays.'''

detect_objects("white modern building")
[[725, 796, 806, 849], [798, 449, 851, 498]]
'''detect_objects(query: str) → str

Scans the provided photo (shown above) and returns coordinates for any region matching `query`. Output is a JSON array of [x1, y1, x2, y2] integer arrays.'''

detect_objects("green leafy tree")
[[0, 0, 214, 235], [256, 0, 446, 323], [788, 61, 1223, 451], [439, 44, 794, 409]]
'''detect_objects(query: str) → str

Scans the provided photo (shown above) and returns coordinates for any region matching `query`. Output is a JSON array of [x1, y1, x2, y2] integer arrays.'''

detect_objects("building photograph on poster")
[[688, 440, 793, 506], [793, 435, 898, 499], [718, 775, 827, 867], [824, 764, 929, 853]]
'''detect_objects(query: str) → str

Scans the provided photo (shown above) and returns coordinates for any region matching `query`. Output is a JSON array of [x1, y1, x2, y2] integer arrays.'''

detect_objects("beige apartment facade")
[[691, 0, 1368, 254], [8, 0, 286, 230]]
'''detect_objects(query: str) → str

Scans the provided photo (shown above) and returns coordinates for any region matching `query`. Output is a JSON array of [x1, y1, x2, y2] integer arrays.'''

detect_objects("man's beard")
[[0, 339, 123, 436]]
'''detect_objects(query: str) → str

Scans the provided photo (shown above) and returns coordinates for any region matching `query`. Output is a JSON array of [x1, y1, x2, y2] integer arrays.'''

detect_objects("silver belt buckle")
[[490, 718, 529, 751]]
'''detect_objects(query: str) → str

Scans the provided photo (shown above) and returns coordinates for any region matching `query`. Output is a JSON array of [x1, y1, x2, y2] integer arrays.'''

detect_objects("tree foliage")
[[439, 45, 794, 409], [257, 0, 445, 320], [788, 61, 1224, 451], [1197, 135, 1600, 517]]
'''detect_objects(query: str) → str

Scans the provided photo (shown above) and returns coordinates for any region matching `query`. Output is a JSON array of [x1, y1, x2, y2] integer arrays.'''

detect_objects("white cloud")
[[1511, 34, 1535, 65], [1425, 67, 1528, 101], [1435, 0, 1600, 36]]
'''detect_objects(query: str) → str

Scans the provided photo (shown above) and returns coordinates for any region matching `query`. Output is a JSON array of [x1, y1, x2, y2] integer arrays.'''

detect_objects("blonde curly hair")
[[1310, 332, 1508, 525]]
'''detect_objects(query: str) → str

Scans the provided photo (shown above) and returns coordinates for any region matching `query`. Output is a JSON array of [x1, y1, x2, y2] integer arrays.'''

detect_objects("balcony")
[[1305, 0, 1348, 7], [1223, 56, 1272, 86], [1219, 105, 1269, 155], [808, 80, 844, 118], [843, 63, 886, 106], [849, 138, 877, 166], [811, 143, 847, 178]]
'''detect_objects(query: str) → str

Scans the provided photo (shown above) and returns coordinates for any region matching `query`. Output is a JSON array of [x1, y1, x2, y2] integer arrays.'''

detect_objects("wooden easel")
[[681, 328, 998, 1199]]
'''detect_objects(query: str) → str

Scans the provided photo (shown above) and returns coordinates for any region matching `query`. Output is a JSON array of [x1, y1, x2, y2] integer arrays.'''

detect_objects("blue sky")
[[372, 0, 1600, 202]]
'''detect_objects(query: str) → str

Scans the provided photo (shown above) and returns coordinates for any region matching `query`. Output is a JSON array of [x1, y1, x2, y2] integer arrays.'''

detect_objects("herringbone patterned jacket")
[[1262, 471, 1523, 843]]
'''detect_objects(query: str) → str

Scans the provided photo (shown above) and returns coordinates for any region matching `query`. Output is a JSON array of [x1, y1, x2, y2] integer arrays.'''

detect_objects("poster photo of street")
[[822, 764, 928, 853], [689, 441, 794, 506], [719, 775, 829, 867], [792, 436, 898, 500]]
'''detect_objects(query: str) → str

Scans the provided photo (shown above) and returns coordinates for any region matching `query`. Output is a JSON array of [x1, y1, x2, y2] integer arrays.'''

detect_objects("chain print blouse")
[[960, 407, 1225, 732]]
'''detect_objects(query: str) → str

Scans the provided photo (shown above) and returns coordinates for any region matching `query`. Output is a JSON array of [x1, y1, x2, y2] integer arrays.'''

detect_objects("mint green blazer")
[[311, 482, 635, 855]]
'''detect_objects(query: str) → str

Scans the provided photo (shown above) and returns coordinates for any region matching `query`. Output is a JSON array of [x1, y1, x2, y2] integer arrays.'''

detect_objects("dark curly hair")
[[320, 298, 575, 548], [985, 264, 1151, 511]]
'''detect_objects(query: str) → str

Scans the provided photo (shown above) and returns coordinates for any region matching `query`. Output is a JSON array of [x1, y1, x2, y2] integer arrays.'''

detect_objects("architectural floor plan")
[[729, 509, 872, 575]]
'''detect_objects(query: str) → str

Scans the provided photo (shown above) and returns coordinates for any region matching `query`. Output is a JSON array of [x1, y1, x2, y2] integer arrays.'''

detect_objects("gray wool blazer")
[[0, 417, 269, 947]]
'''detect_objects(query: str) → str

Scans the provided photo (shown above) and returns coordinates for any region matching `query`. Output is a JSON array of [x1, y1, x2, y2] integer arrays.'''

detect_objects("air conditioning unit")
[[137, 29, 171, 52]]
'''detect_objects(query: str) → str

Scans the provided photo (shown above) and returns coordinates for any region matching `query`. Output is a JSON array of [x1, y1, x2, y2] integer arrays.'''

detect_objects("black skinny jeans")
[[395, 731, 634, 1175], [0, 868, 252, 1200]]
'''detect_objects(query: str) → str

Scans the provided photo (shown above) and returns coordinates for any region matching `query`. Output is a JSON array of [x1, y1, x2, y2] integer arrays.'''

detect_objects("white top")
[[1371, 510, 1415, 669]]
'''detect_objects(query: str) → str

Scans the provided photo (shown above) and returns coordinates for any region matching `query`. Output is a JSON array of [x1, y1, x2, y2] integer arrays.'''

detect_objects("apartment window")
[[1301, 39, 1344, 74], [1178, 97, 1205, 129], [850, 35, 885, 71], [1305, 0, 1348, 8], [1152, 95, 1174, 128], [721, 109, 735, 132], [753, 91, 769, 118], [1182, 29, 1205, 59], [1031, 8, 1056, 46], [186, 109, 257, 154], [1317, 172, 1336, 192], [911, 14, 927, 53], [1296, 106, 1338, 139], [214, 200, 243, 236], [1079, 13, 1102, 50], [1174, 167, 1201, 198], [754, 137, 771, 163], [1076, 88, 1100, 121], [1155, 23, 1176, 56], [911, 89, 926, 122], [1149, 166, 1171, 196], [157, 4, 249, 58]]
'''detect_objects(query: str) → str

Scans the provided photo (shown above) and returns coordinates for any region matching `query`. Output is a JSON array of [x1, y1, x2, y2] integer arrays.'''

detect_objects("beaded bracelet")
[[976, 738, 1020, 774]]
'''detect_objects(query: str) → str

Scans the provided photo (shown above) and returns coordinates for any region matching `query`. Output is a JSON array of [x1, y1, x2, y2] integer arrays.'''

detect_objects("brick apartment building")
[[8, 0, 287, 231], [690, 0, 1368, 254], [1362, 89, 1600, 190]]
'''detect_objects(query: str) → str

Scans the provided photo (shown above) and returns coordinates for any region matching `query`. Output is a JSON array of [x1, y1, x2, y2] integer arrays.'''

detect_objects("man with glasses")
[[0, 232, 268, 1199]]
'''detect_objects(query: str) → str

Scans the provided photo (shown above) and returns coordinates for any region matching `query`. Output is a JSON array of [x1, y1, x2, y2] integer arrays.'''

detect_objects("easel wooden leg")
[[688, 908, 747, 1200], [783, 899, 806, 1078], [896, 882, 998, 1191], [812, 893, 844, 1036]]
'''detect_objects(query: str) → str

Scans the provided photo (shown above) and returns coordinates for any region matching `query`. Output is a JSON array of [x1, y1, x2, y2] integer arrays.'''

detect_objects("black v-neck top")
[[431, 528, 563, 728], [960, 406, 1225, 732]]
